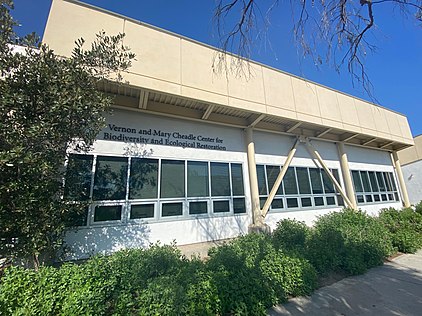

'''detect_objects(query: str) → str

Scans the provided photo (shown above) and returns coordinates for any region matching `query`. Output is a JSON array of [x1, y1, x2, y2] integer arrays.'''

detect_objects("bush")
[[207, 233, 317, 315], [379, 207, 422, 253], [272, 219, 311, 255], [307, 208, 393, 275], [414, 201, 422, 216]]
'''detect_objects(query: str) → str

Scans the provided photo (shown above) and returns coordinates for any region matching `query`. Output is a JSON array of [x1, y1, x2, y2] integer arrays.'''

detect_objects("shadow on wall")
[[269, 263, 422, 315], [62, 222, 151, 260], [193, 214, 250, 243]]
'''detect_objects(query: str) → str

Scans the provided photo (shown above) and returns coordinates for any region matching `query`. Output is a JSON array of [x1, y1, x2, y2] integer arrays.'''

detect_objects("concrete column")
[[392, 151, 411, 207], [337, 142, 357, 209], [245, 128, 262, 226]]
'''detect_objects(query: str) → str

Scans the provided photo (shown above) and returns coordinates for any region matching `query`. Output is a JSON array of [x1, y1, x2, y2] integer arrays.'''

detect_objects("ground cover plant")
[[1, 205, 422, 315]]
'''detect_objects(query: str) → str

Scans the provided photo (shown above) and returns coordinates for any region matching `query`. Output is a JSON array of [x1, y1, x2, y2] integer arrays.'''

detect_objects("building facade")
[[44, 0, 414, 259], [398, 135, 422, 205]]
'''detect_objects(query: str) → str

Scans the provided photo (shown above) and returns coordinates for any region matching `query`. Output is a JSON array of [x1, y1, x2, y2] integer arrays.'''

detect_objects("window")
[[351, 170, 399, 205], [64, 154, 93, 201], [66, 155, 246, 225], [93, 156, 128, 201], [256, 165, 340, 211]]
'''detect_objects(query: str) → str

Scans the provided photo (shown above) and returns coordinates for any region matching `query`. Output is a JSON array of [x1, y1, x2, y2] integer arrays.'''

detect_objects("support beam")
[[316, 128, 332, 138], [287, 122, 302, 133], [201, 104, 215, 120], [337, 142, 357, 209], [305, 140, 355, 209], [362, 137, 377, 146], [248, 114, 266, 128], [380, 141, 395, 149], [342, 133, 358, 142], [245, 128, 263, 226], [392, 151, 411, 207], [261, 138, 299, 218], [138, 90, 149, 109]]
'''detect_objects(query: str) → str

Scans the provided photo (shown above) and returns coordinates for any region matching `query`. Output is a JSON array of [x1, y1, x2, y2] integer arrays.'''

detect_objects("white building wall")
[[64, 109, 403, 259], [402, 160, 422, 205]]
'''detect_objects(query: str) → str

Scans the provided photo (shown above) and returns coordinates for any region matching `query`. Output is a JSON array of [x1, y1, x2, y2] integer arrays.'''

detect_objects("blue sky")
[[12, 0, 422, 136]]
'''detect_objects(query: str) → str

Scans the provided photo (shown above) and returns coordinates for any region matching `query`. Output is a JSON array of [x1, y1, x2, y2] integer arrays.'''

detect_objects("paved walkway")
[[270, 250, 422, 316]]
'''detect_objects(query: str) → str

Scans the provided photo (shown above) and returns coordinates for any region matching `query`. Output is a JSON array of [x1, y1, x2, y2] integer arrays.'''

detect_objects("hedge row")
[[1, 206, 422, 315]]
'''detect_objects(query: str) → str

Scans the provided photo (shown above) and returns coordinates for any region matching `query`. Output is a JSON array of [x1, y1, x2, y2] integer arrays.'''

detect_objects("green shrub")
[[272, 219, 311, 255], [307, 208, 393, 275], [414, 201, 422, 216], [379, 207, 422, 253]]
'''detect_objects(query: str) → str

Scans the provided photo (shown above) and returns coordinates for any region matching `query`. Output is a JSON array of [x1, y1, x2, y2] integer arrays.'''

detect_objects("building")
[[43, 0, 414, 259], [398, 135, 422, 205]]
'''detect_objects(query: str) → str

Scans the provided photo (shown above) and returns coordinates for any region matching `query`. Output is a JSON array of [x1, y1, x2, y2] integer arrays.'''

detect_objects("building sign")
[[102, 124, 227, 151]]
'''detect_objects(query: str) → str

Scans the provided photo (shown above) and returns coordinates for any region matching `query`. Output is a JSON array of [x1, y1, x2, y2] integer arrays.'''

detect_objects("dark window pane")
[[360, 171, 372, 192], [394, 192, 399, 201], [187, 161, 209, 197], [357, 195, 365, 203], [130, 158, 158, 199], [381, 194, 388, 201], [322, 170, 335, 193], [271, 198, 283, 209], [93, 156, 128, 201], [64, 154, 93, 201], [213, 200, 230, 213], [131, 204, 154, 219], [332, 169, 341, 192], [388, 193, 394, 201], [352, 171, 363, 193], [233, 198, 246, 214], [376, 172, 386, 191], [161, 160, 185, 198], [301, 197, 312, 207], [336, 194, 344, 206], [326, 196, 336, 205], [256, 165, 267, 195], [389, 173, 397, 191], [266, 165, 283, 195], [259, 197, 267, 209], [365, 195, 373, 203], [231, 164, 245, 196], [162, 202, 183, 217], [284, 167, 298, 195], [189, 201, 208, 215], [314, 197, 324, 206], [374, 194, 381, 202], [383, 172, 393, 191], [94, 205, 122, 222], [309, 168, 323, 194], [368, 172, 379, 192], [297, 167, 311, 194], [211, 163, 230, 196], [286, 198, 298, 208]]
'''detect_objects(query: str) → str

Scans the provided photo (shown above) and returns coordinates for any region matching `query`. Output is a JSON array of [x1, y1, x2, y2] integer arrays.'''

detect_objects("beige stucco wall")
[[398, 135, 422, 165], [43, 0, 413, 147]]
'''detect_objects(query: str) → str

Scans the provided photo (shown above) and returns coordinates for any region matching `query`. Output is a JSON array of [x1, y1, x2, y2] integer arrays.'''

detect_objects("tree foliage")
[[0, 0, 135, 267], [213, 0, 422, 96]]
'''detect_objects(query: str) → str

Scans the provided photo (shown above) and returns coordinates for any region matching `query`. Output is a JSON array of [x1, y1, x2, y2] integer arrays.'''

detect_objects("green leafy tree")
[[0, 0, 135, 268]]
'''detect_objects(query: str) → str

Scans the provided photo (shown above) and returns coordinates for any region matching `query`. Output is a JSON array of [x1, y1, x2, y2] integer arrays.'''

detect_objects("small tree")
[[0, 0, 135, 268]]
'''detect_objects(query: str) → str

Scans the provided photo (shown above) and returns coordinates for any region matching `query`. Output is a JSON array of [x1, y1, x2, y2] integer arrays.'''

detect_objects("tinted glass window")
[[233, 198, 246, 214], [64, 154, 93, 201], [266, 165, 283, 195], [94, 205, 122, 222], [322, 171, 335, 193], [93, 156, 128, 200], [161, 160, 185, 198], [296, 167, 311, 194], [187, 161, 209, 197], [352, 170, 363, 193], [309, 168, 323, 194], [360, 171, 372, 192], [256, 165, 267, 195], [189, 201, 208, 215], [130, 204, 154, 219], [231, 164, 245, 196], [284, 167, 298, 195], [213, 200, 230, 213], [211, 163, 230, 196], [162, 202, 183, 217], [376, 172, 386, 191], [129, 158, 158, 199], [368, 172, 379, 192]]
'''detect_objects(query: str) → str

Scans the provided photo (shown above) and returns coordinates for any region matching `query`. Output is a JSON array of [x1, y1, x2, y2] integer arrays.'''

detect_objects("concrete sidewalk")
[[270, 250, 422, 316]]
